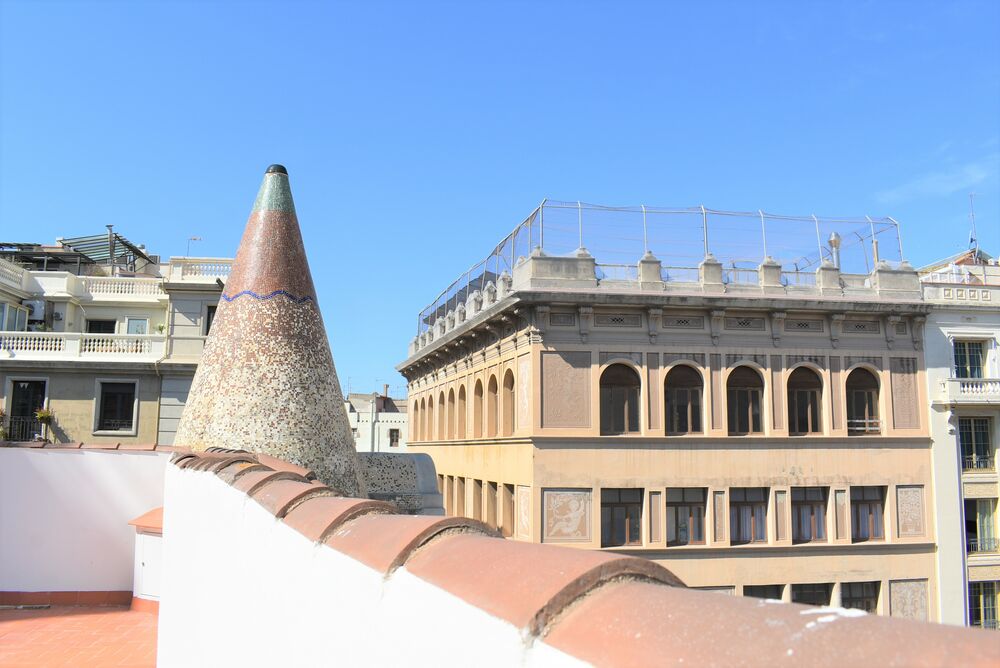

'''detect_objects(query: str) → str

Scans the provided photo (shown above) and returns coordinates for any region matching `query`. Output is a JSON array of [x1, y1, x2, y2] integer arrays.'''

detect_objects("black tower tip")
[[265, 164, 288, 175]]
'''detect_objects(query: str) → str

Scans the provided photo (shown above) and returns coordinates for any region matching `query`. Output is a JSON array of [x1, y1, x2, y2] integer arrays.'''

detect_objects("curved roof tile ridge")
[[172, 452, 1000, 665]]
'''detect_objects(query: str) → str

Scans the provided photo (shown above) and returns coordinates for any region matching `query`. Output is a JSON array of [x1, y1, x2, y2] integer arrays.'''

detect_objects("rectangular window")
[[791, 487, 827, 543], [789, 389, 820, 435], [388, 428, 400, 447], [97, 382, 136, 432], [666, 388, 702, 434], [791, 583, 832, 607], [743, 584, 783, 600], [125, 317, 148, 335], [851, 486, 885, 542], [967, 498, 998, 554], [666, 488, 706, 546], [601, 488, 643, 547], [730, 487, 768, 544], [954, 341, 985, 379], [727, 389, 762, 435], [841, 581, 880, 613], [86, 319, 116, 334], [959, 417, 994, 471], [969, 582, 998, 630], [205, 305, 217, 335]]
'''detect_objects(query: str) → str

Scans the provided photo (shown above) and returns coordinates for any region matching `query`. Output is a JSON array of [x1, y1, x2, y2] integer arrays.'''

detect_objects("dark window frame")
[[730, 487, 768, 545], [727, 367, 764, 435], [665, 365, 703, 435], [601, 488, 643, 547], [666, 488, 706, 546], [791, 487, 828, 543], [842, 581, 880, 613], [600, 364, 642, 435], [850, 486, 885, 542], [787, 367, 822, 436], [97, 381, 137, 432]]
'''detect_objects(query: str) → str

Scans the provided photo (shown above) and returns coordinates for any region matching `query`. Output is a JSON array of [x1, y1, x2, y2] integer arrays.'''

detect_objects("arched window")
[[665, 365, 703, 435], [600, 364, 641, 435], [426, 398, 434, 441], [457, 385, 467, 439], [727, 366, 763, 435], [788, 367, 822, 435], [502, 370, 515, 436], [487, 375, 499, 437], [473, 380, 484, 438], [447, 389, 456, 440], [846, 368, 880, 435], [437, 392, 446, 441]]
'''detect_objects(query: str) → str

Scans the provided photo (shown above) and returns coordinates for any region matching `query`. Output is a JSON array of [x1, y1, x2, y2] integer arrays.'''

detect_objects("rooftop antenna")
[[969, 193, 980, 258], [187, 236, 202, 257]]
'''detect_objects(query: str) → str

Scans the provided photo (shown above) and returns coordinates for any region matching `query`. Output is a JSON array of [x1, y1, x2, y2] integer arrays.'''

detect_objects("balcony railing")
[[167, 258, 233, 282], [972, 619, 999, 630], [596, 264, 638, 281], [723, 268, 759, 285], [940, 378, 1000, 404], [848, 418, 882, 435], [0, 257, 26, 290], [80, 276, 165, 298], [963, 455, 996, 472], [0, 332, 166, 360], [3, 416, 43, 441], [967, 537, 999, 554]]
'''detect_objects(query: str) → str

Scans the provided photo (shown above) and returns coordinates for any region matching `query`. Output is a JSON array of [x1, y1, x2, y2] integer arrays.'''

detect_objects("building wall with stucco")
[[402, 254, 943, 621]]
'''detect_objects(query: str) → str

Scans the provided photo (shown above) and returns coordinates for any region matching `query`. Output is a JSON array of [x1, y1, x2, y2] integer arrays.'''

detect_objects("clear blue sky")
[[2, 0, 998, 396]]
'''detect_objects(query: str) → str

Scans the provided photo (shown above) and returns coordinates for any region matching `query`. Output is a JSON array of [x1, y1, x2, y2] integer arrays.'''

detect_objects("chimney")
[[173, 164, 365, 496]]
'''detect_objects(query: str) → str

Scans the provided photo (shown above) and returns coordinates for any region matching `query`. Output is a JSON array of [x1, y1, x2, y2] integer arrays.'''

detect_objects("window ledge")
[[92, 429, 138, 437]]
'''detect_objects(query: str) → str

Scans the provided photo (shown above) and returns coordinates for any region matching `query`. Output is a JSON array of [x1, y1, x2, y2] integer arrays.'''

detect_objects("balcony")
[[847, 418, 882, 435], [3, 415, 44, 441], [0, 257, 26, 292], [964, 455, 996, 472], [968, 537, 999, 555], [939, 378, 1000, 405], [80, 276, 165, 300], [0, 331, 167, 361], [166, 258, 232, 284]]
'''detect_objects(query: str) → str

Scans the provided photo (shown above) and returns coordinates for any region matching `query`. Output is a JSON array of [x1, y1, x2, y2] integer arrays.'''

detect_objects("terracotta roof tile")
[[283, 496, 396, 543], [544, 579, 997, 667], [80, 442, 120, 449], [128, 507, 164, 535], [404, 533, 681, 635], [117, 443, 157, 451], [250, 479, 332, 518], [232, 469, 310, 496], [254, 453, 317, 480], [325, 514, 497, 575], [42, 442, 83, 449], [216, 461, 270, 484]]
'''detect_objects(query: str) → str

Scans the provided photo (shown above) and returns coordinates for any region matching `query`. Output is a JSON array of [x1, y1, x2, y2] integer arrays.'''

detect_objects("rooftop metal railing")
[[416, 201, 904, 334]]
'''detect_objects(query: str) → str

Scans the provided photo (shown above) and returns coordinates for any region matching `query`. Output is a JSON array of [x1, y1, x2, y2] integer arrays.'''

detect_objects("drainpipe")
[[370, 394, 378, 453]]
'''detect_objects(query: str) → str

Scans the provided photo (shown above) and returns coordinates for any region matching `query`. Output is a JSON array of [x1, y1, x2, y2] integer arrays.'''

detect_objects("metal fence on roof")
[[417, 200, 904, 334]]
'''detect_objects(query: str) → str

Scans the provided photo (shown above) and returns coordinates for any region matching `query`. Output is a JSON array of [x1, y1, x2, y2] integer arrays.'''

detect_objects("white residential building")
[[921, 250, 1000, 629], [345, 389, 408, 453]]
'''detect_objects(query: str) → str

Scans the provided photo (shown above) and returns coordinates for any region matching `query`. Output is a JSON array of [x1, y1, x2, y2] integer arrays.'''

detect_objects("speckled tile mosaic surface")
[[175, 168, 364, 496]]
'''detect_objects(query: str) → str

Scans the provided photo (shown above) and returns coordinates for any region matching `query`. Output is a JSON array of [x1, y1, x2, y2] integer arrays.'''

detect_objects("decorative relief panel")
[[595, 313, 642, 327], [890, 357, 920, 429], [844, 319, 880, 334], [845, 356, 882, 370], [549, 312, 576, 327], [889, 580, 928, 621], [724, 316, 765, 331], [835, 489, 848, 539], [599, 351, 643, 365], [969, 565, 1000, 581], [663, 315, 705, 329], [713, 491, 726, 542], [516, 485, 531, 538], [726, 354, 768, 367], [963, 481, 999, 499], [896, 485, 925, 537], [517, 354, 531, 431], [663, 352, 705, 366], [787, 354, 826, 368], [894, 322, 908, 335], [541, 489, 592, 543], [541, 351, 591, 428], [784, 319, 824, 332]]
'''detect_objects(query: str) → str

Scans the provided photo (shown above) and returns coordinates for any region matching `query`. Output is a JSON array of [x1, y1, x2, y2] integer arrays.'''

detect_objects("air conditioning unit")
[[21, 299, 45, 321]]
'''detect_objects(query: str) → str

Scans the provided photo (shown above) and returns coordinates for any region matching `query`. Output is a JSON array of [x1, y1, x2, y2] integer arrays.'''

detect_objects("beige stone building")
[[0, 233, 230, 445], [401, 202, 940, 620]]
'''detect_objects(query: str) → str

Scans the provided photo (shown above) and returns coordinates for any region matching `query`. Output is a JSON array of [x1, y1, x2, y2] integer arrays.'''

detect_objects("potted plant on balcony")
[[34, 408, 53, 442], [0, 407, 6, 441]]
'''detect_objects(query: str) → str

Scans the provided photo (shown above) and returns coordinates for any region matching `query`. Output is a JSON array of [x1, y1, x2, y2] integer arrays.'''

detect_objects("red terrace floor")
[[0, 606, 157, 667]]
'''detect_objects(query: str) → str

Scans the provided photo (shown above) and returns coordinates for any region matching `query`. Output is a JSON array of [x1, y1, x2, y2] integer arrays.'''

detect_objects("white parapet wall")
[[158, 462, 582, 668], [0, 448, 170, 594]]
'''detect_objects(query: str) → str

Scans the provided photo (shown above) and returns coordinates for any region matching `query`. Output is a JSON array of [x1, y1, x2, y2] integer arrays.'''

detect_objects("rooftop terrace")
[[417, 201, 906, 334]]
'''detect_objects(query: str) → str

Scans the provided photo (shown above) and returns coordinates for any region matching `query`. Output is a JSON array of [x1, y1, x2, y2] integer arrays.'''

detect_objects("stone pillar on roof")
[[174, 164, 365, 496]]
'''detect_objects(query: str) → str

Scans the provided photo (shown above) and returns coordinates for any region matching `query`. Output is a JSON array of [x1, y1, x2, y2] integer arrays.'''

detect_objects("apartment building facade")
[[345, 389, 409, 453], [0, 235, 230, 445], [920, 251, 1000, 629], [401, 203, 942, 622]]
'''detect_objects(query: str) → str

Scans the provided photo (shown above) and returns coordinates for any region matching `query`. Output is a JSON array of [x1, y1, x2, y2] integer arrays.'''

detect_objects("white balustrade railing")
[[0, 331, 165, 360], [0, 257, 26, 290], [941, 378, 1000, 403], [81, 276, 165, 298], [168, 258, 232, 282]]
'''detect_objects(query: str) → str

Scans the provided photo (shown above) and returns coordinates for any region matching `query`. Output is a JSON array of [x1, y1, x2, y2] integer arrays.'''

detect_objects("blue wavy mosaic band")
[[221, 289, 314, 304]]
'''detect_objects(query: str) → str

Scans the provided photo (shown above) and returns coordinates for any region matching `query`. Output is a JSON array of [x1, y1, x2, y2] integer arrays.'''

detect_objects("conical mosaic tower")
[[175, 165, 365, 496]]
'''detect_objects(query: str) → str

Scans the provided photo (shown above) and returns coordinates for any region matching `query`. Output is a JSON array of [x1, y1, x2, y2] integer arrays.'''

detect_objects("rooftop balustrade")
[[940, 378, 1000, 406], [0, 331, 167, 361]]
